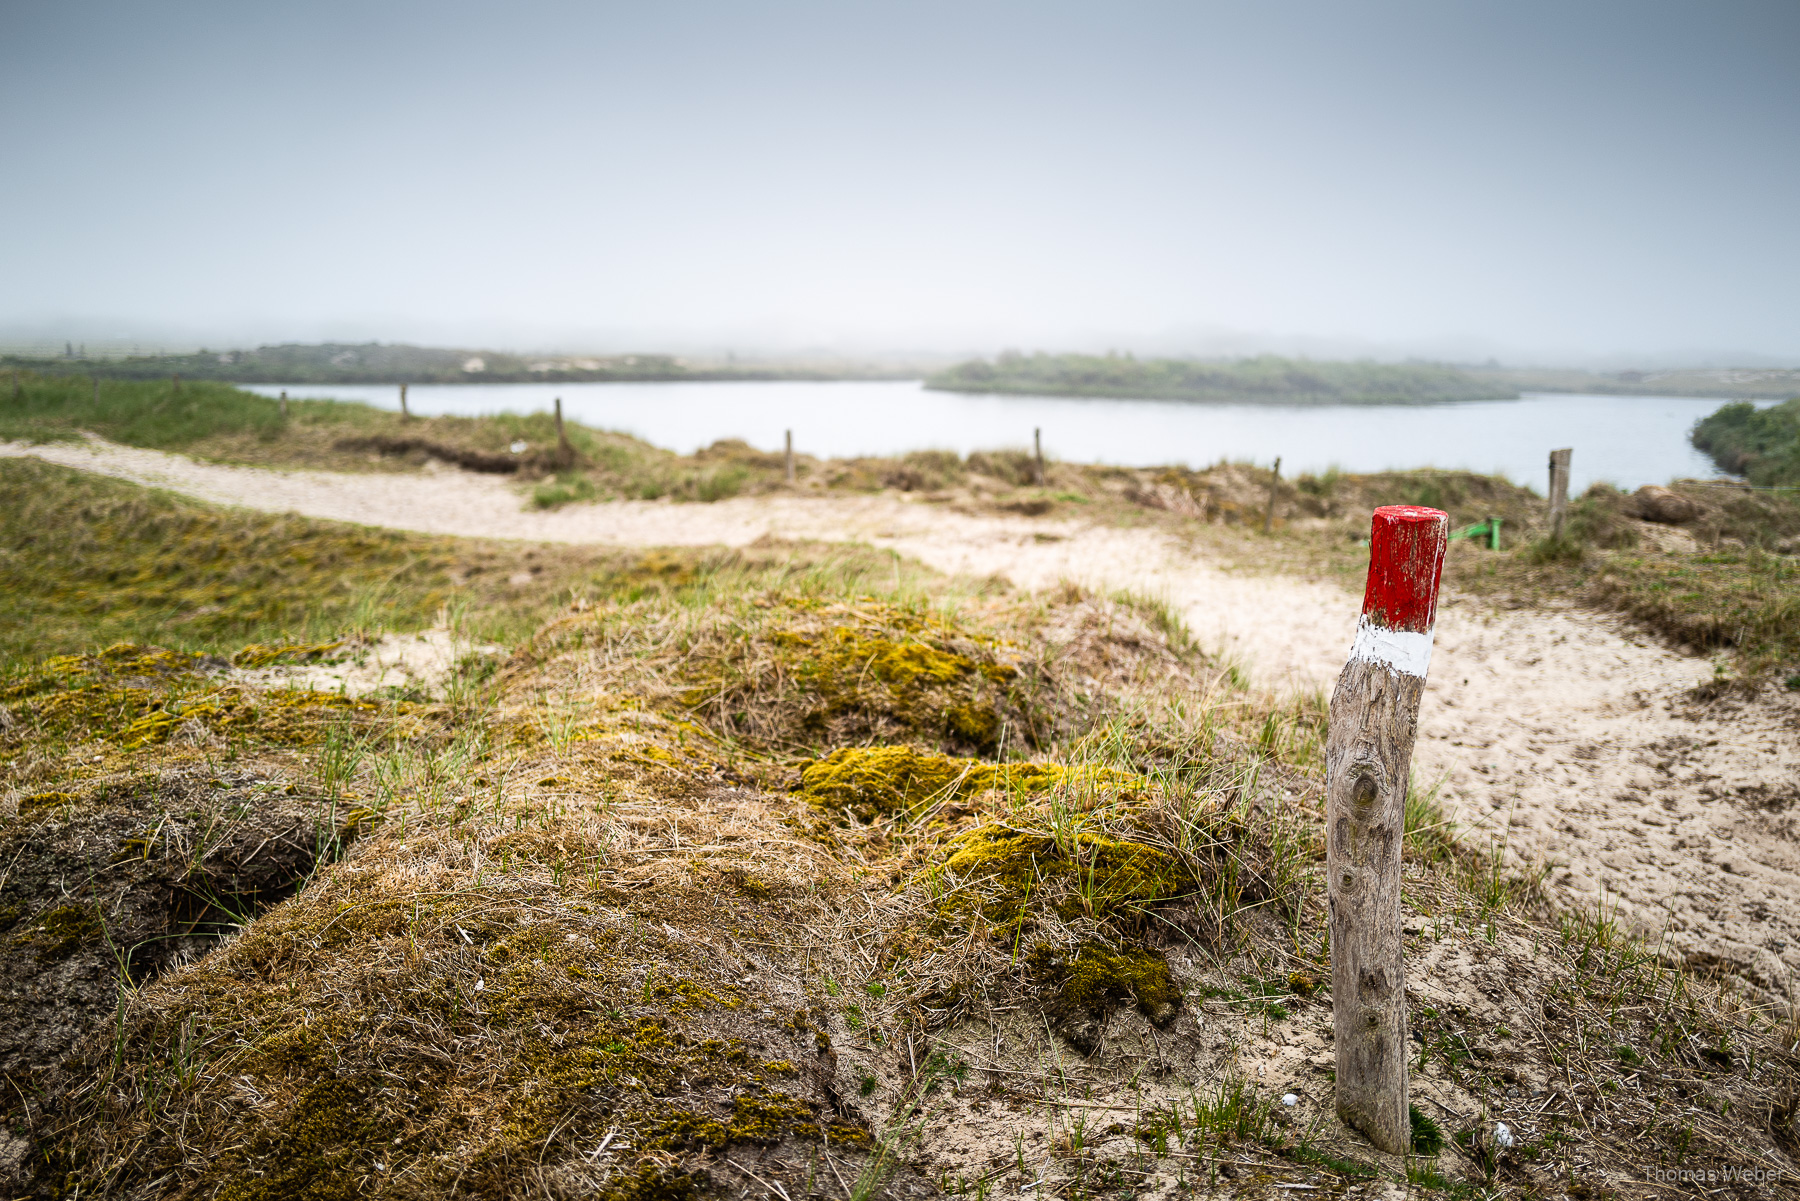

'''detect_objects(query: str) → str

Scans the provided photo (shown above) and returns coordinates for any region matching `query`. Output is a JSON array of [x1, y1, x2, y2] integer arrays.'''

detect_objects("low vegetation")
[[0, 459, 616, 659], [1482, 364, 1800, 401], [1182, 463, 1800, 682], [5, 468, 1799, 1198], [927, 352, 1516, 404], [2, 343, 908, 385], [1691, 396, 1800, 485]]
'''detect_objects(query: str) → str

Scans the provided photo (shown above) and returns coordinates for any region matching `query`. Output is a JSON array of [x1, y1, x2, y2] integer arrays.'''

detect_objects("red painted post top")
[[1361, 506, 1449, 633]]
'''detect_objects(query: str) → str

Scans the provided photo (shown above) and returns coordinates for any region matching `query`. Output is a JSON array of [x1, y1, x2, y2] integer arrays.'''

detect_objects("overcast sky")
[[3, 1, 1796, 363]]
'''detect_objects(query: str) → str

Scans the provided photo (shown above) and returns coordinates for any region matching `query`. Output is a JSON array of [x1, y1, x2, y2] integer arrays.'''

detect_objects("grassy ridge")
[[928, 352, 1515, 404], [0, 373, 288, 448], [0, 460, 613, 663]]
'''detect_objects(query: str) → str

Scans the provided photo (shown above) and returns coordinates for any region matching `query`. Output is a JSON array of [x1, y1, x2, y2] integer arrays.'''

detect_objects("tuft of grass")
[[1409, 1103, 1444, 1156]]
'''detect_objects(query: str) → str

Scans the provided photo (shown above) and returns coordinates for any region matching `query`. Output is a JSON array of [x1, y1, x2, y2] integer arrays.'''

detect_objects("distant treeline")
[[927, 352, 1516, 405], [1482, 365, 1800, 402], [1691, 398, 1800, 486], [0, 342, 913, 385]]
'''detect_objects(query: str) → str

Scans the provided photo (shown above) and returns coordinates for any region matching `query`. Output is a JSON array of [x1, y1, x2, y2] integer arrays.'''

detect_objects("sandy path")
[[11, 437, 1799, 1000]]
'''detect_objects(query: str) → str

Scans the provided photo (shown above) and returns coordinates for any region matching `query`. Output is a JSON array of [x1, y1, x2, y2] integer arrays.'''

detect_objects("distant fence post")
[[785, 429, 795, 484], [1033, 428, 1045, 487], [279, 389, 289, 420], [1264, 456, 1283, 533], [554, 397, 574, 467], [172, 373, 181, 395], [399, 383, 410, 421], [1327, 504, 1448, 1155], [1547, 448, 1572, 540]]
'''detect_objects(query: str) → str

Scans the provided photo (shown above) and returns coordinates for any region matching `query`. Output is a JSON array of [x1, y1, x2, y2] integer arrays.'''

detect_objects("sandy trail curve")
[[11, 436, 1799, 1001]]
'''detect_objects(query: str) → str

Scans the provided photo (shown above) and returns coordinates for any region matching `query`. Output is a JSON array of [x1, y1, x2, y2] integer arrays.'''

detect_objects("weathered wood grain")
[[1326, 656, 1424, 1152]]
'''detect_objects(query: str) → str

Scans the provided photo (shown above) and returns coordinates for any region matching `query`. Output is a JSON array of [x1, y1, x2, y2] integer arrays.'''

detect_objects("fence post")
[[172, 373, 181, 395], [1327, 504, 1448, 1154], [399, 383, 410, 421], [279, 390, 289, 420], [1033, 428, 1046, 487], [1264, 456, 1283, 533], [785, 429, 795, 484], [1547, 448, 1572, 540], [554, 397, 574, 467]]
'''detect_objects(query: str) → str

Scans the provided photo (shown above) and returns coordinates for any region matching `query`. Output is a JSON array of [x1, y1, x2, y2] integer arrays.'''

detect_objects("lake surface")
[[244, 380, 1760, 494]]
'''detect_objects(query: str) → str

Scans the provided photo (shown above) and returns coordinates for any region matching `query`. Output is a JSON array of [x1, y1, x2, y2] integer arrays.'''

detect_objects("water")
[[244, 380, 1763, 494]]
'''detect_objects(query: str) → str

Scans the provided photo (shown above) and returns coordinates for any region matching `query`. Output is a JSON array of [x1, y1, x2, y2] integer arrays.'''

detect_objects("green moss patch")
[[1028, 940, 1181, 1020], [12, 904, 105, 961], [934, 822, 1195, 930], [4, 645, 415, 754], [797, 745, 1066, 822], [676, 600, 1030, 753], [216, 1077, 394, 1201]]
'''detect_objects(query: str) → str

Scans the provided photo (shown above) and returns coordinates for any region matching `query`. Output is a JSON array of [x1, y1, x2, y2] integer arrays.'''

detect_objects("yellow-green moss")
[[216, 1077, 393, 1201], [661, 597, 1035, 754], [1028, 940, 1181, 1019], [935, 823, 1196, 927], [5, 648, 417, 753], [230, 640, 344, 668], [798, 745, 1065, 822], [944, 701, 1002, 746], [599, 1165, 711, 1201], [13, 904, 104, 960], [646, 976, 741, 1015]]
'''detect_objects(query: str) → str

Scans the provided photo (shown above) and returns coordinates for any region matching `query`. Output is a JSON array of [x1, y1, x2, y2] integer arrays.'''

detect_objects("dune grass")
[[0, 459, 605, 665], [0, 371, 289, 448], [7, 466, 1796, 1198]]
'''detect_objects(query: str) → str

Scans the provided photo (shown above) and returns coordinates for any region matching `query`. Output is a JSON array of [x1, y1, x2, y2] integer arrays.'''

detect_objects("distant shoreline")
[[927, 352, 1800, 405], [7, 341, 1795, 402]]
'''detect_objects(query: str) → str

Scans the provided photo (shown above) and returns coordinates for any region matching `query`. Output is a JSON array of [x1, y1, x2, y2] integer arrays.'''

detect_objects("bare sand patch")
[[9, 435, 1797, 1002]]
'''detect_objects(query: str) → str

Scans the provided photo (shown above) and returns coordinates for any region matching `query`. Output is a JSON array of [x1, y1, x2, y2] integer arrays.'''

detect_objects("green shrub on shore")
[[1691, 397, 1800, 486]]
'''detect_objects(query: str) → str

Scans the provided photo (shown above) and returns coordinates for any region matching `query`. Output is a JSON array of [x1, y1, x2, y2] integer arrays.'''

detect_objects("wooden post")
[[399, 383, 410, 421], [1547, 448, 1572, 540], [172, 373, 181, 395], [784, 429, 795, 484], [279, 389, 289, 419], [1264, 455, 1283, 533], [1326, 504, 1448, 1154], [554, 397, 574, 467], [1033, 428, 1046, 487]]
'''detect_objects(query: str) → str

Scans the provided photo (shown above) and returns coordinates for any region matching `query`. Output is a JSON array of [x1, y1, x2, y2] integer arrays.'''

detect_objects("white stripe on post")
[[1327, 503, 1448, 1154]]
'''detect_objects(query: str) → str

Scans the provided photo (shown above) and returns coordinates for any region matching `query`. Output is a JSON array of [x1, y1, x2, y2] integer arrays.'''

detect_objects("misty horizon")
[[5, 2, 1797, 367]]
